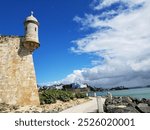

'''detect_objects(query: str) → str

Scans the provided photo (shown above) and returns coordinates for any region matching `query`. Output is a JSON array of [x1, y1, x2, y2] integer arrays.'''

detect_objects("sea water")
[[89, 87, 150, 99]]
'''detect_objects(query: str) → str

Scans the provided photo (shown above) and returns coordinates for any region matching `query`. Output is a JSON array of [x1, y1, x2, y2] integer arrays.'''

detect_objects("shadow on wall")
[[18, 37, 31, 57]]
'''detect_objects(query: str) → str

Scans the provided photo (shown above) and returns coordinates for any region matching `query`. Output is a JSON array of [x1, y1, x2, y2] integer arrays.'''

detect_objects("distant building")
[[54, 85, 63, 90], [71, 83, 87, 89]]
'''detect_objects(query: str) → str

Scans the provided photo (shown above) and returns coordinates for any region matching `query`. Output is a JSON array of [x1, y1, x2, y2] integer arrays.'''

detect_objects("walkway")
[[60, 97, 105, 113]]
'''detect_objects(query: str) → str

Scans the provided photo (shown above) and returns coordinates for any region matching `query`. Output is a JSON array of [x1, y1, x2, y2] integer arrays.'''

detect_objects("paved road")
[[60, 97, 105, 113]]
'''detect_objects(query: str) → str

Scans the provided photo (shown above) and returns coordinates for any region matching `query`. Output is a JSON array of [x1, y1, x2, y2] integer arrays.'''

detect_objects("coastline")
[[89, 87, 150, 99], [104, 96, 150, 113]]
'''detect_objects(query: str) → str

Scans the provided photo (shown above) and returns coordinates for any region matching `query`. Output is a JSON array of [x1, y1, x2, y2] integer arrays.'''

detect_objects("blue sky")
[[0, 0, 94, 83], [1, 0, 150, 87]]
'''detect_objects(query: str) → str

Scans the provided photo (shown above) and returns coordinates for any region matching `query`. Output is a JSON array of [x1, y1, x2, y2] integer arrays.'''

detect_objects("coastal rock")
[[147, 100, 150, 106], [138, 103, 148, 108], [107, 105, 116, 110], [140, 98, 147, 103], [140, 99, 150, 106], [131, 98, 141, 104], [105, 98, 112, 105], [104, 96, 150, 113], [112, 97, 122, 105], [136, 103, 150, 113], [105, 103, 139, 113], [114, 107, 139, 113], [122, 97, 132, 103]]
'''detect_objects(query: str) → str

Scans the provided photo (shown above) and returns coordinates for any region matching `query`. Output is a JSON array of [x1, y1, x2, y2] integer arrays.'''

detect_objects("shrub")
[[39, 92, 56, 104], [57, 90, 74, 102], [67, 91, 75, 100], [58, 94, 70, 102], [39, 90, 75, 104], [75, 92, 87, 98]]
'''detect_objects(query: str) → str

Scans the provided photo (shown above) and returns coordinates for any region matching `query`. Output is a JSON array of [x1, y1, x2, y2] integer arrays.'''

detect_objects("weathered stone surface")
[[138, 103, 148, 108], [147, 100, 150, 106], [104, 96, 150, 113], [105, 97, 112, 105], [104, 101, 139, 113], [107, 107, 139, 113], [0, 36, 40, 105], [136, 103, 150, 113], [122, 96, 132, 103], [131, 97, 141, 104]]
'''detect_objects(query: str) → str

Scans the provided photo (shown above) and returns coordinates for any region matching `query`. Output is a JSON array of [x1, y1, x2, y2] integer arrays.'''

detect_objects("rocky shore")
[[0, 98, 90, 113], [104, 96, 150, 113]]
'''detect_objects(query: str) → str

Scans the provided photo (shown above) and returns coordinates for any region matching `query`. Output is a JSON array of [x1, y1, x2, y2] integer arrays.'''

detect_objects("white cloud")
[[93, 0, 145, 10], [57, 0, 150, 88]]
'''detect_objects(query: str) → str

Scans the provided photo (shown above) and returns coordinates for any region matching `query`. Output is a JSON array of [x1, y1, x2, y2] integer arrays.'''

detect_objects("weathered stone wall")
[[0, 36, 40, 105]]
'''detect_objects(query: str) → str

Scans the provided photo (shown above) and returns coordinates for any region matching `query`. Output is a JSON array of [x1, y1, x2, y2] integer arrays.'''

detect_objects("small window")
[[35, 27, 37, 31], [25, 27, 27, 31]]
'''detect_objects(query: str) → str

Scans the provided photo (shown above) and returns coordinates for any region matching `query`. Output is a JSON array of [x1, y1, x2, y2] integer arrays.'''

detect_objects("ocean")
[[89, 87, 150, 99]]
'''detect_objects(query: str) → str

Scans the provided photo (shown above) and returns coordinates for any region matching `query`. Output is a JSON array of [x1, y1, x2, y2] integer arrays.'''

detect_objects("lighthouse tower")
[[24, 11, 40, 52]]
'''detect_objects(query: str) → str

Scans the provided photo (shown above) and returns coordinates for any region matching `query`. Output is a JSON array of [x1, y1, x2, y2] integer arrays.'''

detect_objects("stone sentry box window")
[[35, 27, 36, 31]]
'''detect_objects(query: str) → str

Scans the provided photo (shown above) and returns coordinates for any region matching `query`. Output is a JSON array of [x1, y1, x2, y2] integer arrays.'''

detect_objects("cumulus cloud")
[[61, 0, 150, 88]]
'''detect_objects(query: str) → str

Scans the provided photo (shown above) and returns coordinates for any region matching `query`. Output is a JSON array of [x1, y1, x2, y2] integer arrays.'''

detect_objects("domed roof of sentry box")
[[25, 11, 39, 24]]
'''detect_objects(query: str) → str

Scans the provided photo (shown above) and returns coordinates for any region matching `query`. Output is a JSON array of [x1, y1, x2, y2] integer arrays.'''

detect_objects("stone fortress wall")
[[0, 36, 40, 105]]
